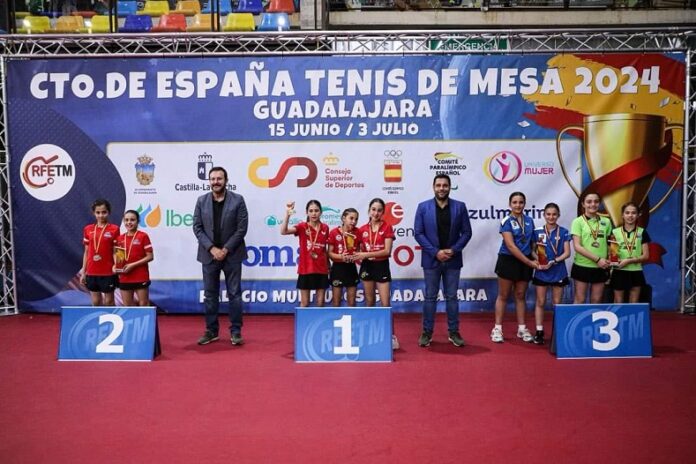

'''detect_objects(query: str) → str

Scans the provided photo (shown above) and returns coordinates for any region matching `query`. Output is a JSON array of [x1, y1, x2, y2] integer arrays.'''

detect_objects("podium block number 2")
[[592, 311, 620, 352], [333, 315, 359, 355], [95, 314, 125, 354]]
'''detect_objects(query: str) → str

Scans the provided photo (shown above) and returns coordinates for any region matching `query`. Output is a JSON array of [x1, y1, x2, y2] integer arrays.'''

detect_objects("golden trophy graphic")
[[114, 246, 126, 273], [556, 113, 681, 226]]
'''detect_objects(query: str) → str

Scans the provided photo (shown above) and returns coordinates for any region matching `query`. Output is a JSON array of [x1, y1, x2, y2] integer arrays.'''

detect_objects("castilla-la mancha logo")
[[20, 144, 75, 201]]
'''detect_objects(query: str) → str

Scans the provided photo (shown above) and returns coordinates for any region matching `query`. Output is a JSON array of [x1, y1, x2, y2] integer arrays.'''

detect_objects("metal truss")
[[0, 27, 694, 313], [0, 27, 693, 57]]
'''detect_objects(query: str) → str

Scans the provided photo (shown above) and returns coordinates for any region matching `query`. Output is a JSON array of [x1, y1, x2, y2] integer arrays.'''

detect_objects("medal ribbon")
[[308, 222, 320, 255], [544, 225, 560, 259], [124, 231, 139, 263], [621, 227, 639, 257], [582, 215, 600, 242], [93, 224, 107, 254], [368, 221, 381, 251]]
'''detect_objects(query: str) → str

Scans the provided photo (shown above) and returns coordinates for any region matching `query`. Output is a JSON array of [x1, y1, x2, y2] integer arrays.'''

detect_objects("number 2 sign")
[[58, 306, 160, 361]]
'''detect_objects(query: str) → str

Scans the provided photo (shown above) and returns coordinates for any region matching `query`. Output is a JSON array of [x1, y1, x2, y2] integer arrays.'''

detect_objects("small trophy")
[[536, 241, 548, 266], [608, 234, 620, 266], [286, 201, 295, 216], [114, 246, 126, 273]]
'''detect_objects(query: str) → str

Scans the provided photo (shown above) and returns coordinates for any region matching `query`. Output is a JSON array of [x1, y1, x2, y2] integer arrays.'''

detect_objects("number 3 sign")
[[554, 304, 652, 359], [58, 306, 161, 361]]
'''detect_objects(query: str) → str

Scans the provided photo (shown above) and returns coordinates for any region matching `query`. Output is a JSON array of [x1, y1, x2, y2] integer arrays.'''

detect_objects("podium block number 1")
[[333, 315, 359, 355], [95, 314, 125, 354]]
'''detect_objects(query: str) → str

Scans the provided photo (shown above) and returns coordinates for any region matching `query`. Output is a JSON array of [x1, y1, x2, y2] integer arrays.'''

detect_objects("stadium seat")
[[53, 15, 86, 33], [267, 0, 295, 13], [235, 0, 264, 14], [202, 0, 233, 14], [119, 14, 153, 32], [223, 13, 255, 31], [152, 13, 187, 32], [87, 15, 117, 33], [257, 12, 289, 31], [17, 16, 51, 33], [117, 0, 139, 17], [71, 11, 97, 18], [174, 0, 202, 16], [186, 13, 215, 31], [140, 0, 170, 17]]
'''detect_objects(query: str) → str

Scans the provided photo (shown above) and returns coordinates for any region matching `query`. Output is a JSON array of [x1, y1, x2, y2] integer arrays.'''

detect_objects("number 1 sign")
[[58, 306, 161, 361], [295, 307, 393, 362]]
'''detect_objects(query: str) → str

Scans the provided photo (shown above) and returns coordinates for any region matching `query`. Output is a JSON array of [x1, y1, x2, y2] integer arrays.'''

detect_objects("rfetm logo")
[[20, 144, 75, 201], [248, 157, 318, 188], [383, 202, 404, 226], [484, 151, 522, 184], [136, 204, 162, 228]]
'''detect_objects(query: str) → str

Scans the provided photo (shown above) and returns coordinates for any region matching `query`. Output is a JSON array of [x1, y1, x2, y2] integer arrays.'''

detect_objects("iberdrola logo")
[[136, 204, 162, 228]]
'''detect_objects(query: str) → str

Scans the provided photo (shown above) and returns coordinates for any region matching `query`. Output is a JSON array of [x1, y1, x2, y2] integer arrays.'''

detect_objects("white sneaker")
[[517, 327, 534, 343], [490, 327, 503, 343], [392, 335, 400, 350]]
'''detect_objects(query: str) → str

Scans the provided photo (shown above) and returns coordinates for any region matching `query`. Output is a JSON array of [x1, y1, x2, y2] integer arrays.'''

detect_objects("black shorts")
[[330, 262, 359, 288], [609, 269, 646, 291], [532, 277, 570, 287], [571, 264, 609, 284], [297, 273, 329, 290], [359, 259, 392, 282], [118, 280, 151, 291], [495, 253, 533, 282], [85, 275, 118, 293]]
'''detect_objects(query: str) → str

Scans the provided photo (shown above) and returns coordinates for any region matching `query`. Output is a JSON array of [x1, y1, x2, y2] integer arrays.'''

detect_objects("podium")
[[58, 306, 161, 361], [554, 303, 652, 359], [295, 307, 393, 362]]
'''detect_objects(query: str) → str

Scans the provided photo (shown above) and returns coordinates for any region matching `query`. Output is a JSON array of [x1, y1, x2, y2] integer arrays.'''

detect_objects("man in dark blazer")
[[414, 174, 472, 348], [193, 166, 248, 346]]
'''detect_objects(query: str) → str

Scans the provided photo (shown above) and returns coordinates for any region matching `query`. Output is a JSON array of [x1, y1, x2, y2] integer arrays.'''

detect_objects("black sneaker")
[[533, 330, 545, 345], [448, 331, 465, 347], [230, 333, 244, 346], [418, 331, 433, 347], [197, 331, 219, 345]]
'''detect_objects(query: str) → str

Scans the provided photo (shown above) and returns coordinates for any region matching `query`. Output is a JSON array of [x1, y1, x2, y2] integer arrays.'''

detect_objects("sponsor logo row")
[[19, 144, 555, 202]]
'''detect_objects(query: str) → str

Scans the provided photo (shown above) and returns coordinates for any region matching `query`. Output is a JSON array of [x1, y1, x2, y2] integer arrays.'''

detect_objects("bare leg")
[[315, 288, 326, 307], [495, 277, 513, 325], [299, 289, 310, 307], [574, 280, 588, 304], [589, 282, 605, 304], [332, 287, 342, 307], [120, 289, 135, 306], [363, 281, 376, 307], [514, 281, 529, 326], [135, 288, 149, 306], [534, 285, 547, 327], [345, 286, 357, 307]]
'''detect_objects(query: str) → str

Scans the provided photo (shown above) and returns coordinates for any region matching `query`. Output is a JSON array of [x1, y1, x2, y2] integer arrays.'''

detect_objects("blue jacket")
[[414, 197, 472, 269]]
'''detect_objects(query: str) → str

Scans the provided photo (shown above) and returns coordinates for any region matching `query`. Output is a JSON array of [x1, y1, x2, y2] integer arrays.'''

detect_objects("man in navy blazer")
[[414, 174, 472, 347], [193, 166, 248, 346]]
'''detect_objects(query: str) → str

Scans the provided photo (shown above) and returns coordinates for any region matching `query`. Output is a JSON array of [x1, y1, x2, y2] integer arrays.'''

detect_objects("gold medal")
[[591, 241, 600, 248]]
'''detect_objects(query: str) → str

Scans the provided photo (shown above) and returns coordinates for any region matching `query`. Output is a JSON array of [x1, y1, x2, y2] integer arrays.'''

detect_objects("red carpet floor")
[[1, 312, 695, 463]]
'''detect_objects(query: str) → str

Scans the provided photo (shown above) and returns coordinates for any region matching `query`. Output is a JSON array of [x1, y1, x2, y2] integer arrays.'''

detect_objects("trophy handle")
[[648, 125, 683, 214], [555, 124, 584, 198]]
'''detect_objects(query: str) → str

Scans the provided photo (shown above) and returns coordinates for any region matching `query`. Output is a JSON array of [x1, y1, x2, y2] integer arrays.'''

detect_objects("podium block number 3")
[[592, 311, 620, 352], [96, 314, 125, 354], [333, 315, 360, 355]]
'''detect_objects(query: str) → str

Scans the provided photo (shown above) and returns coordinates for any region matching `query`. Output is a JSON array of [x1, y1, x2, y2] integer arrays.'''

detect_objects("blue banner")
[[7, 53, 685, 313]]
